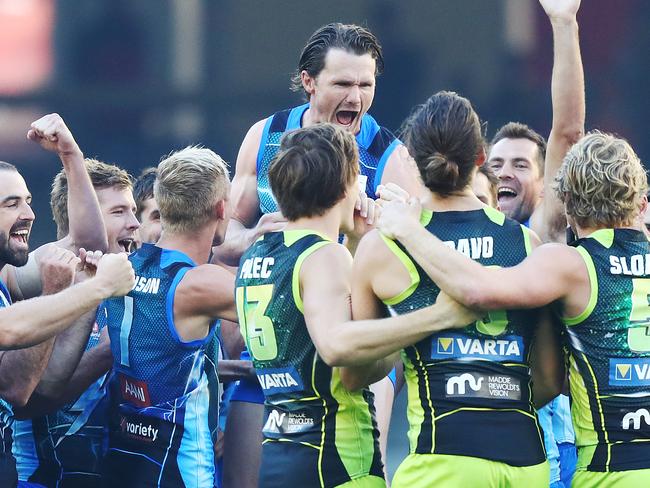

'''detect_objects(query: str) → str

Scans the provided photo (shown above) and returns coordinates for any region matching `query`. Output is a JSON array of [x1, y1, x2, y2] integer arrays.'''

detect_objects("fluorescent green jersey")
[[564, 228, 650, 472], [235, 230, 383, 488], [386, 208, 546, 467]]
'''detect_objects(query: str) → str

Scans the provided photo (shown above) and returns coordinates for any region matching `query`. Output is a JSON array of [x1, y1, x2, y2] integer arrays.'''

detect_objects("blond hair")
[[555, 131, 647, 228], [50, 158, 132, 239], [155, 145, 229, 233]]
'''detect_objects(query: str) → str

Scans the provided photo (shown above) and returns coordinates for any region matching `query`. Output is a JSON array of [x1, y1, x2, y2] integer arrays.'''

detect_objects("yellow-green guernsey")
[[235, 230, 383, 488], [386, 208, 546, 467], [564, 229, 650, 473]]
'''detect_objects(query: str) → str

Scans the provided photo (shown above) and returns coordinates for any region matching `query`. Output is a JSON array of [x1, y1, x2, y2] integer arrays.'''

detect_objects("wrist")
[[84, 276, 115, 302], [550, 16, 578, 28], [59, 147, 84, 165]]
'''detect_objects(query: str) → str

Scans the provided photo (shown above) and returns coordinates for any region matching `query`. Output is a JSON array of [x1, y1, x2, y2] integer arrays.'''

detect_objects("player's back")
[[256, 103, 400, 214], [385, 207, 546, 467], [103, 243, 216, 488], [235, 230, 383, 488], [565, 228, 650, 472]]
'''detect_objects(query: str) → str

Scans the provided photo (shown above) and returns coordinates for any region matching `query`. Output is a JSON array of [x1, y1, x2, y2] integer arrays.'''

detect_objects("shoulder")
[[235, 117, 271, 174], [354, 229, 396, 269]]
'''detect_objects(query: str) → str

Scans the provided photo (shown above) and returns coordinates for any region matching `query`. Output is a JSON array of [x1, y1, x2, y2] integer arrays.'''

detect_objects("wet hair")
[[555, 131, 647, 228], [134, 167, 158, 221], [290, 23, 384, 98], [401, 91, 484, 196], [491, 122, 547, 176], [269, 123, 358, 221]]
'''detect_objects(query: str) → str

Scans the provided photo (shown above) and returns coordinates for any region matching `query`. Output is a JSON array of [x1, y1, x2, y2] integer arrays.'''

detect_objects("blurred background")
[[0, 0, 648, 477]]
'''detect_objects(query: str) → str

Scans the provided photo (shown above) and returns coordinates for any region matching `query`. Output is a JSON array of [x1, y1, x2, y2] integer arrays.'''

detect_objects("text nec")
[[240, 257, 275, 280], [443, 236, 494, 260]]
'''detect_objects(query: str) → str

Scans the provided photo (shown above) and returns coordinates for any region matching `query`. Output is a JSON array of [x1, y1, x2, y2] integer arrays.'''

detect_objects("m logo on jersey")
[[609, 358, 650, 386], [257, 367, 304, 394], [431, 333, 524, 362], [445, 372, 521, 400], [622, 408, 650, 430]]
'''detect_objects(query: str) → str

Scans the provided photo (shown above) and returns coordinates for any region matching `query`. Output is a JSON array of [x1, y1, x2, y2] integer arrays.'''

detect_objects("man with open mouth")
[[214, 23, 422, 488], [0, 114, 135, 487]]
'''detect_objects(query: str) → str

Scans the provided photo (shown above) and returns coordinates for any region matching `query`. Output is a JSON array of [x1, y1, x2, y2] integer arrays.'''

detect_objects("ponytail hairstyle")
[[401, 91, 483, 196]]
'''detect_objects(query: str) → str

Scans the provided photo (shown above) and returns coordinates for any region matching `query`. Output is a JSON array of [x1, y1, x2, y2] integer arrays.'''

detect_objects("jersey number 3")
[[236, 285, 278, 361]]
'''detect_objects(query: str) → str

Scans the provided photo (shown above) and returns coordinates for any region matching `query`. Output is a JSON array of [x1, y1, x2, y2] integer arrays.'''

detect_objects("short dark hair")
[[134, 167, 158, 220], [477, 164, 498, 206], [491, 122, 547, 176], [0, 161, 17, 172], [51, 159, 133, 238], [269, 123, 358, 221], [401, 91, 484, 197], [290, 23, 384, 98]]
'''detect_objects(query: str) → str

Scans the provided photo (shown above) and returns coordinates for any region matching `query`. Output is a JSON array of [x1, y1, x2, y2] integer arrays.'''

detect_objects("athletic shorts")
[[572, 469, 650, 488], [392, 453, 549, 488]]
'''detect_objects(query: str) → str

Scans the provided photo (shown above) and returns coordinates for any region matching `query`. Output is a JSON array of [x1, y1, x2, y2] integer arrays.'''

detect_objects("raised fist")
[[38, 245, 80, 295], [539, 0, 581, 21], [94, 253, 136, 298], [27, 113, 81, 157]]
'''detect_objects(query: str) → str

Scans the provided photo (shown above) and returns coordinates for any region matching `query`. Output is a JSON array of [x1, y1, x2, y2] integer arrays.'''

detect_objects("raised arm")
[[380, 144, 427, 200], [212, 119, 287, 266], [529, 308, 566, 407], [530, 0, 585, 242]]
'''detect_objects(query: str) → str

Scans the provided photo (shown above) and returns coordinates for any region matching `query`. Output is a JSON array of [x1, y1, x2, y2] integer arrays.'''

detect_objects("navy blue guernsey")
[[103, 244, 217, 488], [256, 103, 401, 214], [0, 279, 17, 486], [13, 304, 109, 487]]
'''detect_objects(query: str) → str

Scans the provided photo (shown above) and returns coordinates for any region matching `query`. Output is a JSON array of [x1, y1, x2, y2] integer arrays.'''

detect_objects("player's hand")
[[93, 253, 136, 298], [75, 248, 104, 283], [435, 291, 482, 330], [539, 0, 581, 22], [251, 211, 287, 241], [27, 113, 81, 157], [376, 183, 410, 206], [38, 245, 80, 295], [376, 197, 422, 240]]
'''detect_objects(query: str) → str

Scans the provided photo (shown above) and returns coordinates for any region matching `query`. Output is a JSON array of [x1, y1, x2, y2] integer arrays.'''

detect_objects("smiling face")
[[0, 170, 35, 267], [302, 48, 376, 135], [137, 197, 162, 245], [487, 138, 543, 223], [96, 186, 140, 253]]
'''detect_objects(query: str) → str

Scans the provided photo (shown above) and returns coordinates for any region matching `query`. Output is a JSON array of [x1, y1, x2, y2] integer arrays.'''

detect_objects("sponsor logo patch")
[[622, 408, 650, 430], [431, 333, 524, 362], [262, 409, 316, 435], [119, 373, 152, 408], [120, 415, 160, 443], [445, 372, 521, 400], [609, 358, 650, 386], [257, 367, 304, 394]]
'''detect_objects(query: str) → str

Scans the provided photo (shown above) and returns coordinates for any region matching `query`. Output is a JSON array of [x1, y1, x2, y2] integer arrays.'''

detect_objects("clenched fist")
[[38, 245, 80, 295], [27, 113, 81, 157], [94, 253, 136, 297]]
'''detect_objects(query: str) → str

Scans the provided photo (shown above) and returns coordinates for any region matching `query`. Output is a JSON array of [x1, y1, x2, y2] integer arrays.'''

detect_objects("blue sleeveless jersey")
[[256, 103, 401, 214], [0, 279, 17, 486], [13, 304, 109, 487], [103, 244, 217, 488]]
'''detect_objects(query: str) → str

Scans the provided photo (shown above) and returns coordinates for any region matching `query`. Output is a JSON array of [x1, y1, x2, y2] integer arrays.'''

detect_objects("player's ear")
[[301, 70, 316, 96], [475, 146, 486, 167], [214, 199, 226, 221]]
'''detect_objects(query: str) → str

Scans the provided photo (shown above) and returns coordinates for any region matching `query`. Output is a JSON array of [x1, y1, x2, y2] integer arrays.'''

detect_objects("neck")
[[421, 187, 485, 212], [156, 225, 216, 265], [284, 209, 341, 242], [575, 222, 640, 239]]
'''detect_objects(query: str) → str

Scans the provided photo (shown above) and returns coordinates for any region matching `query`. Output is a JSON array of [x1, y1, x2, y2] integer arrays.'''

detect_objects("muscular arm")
[[301, 241, 477, 370], [213, 119, 285, 266], [530, 0, 585, 243], [174, 264, 238, 342]]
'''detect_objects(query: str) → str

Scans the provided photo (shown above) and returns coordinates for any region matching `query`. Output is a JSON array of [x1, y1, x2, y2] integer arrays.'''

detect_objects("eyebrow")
[[1, 194, 31, 204]]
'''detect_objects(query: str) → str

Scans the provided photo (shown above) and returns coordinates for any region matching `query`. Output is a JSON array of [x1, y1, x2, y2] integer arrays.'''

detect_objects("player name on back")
[[131, 275, 161, 294], [443, 236, 493, 260], [240, 257, 275, 279], [609, 254, 650, 276]]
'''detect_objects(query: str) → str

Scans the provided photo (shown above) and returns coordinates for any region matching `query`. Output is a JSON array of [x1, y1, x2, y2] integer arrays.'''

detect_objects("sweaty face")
[[137, 197, 162, 246], [0, 170, 35, 267], [304, 48, 376, 135], [96, 186, 140, 253], [472, 171, 497, 209], [487, 138, 543, 223]]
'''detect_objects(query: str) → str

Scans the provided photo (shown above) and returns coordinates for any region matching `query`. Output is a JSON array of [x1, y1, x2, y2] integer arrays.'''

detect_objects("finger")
[[366, 200, 376, 225], [359, 192, 368, 218]]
